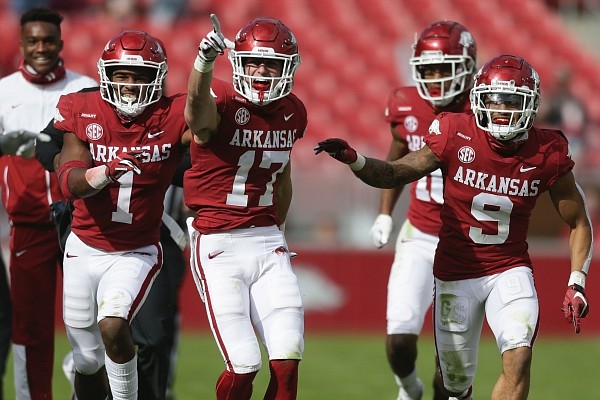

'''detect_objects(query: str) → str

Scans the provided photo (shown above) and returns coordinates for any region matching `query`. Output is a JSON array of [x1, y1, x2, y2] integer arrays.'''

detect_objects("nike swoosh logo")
[[15, 249, 27, 257], [66, 252, 78, 258], [11, 104, 22, 109], [519, 166, 536, 172], [208, 250, 224, 259], [284, 113, 294, 121], [147, 130, 164, 139]]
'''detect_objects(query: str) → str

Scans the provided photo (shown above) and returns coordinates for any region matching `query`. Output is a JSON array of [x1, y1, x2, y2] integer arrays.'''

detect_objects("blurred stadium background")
[[2, 0, 600, 398]]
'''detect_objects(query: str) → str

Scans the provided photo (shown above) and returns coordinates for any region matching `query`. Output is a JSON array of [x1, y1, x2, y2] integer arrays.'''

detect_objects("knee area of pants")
[[98, 288, 133, 320], [499, 326, 533, 353], [269, 332, 304, 359], [73, 352, 104, 375], [229, 346, 262, 374], [231, 360, 262, 374], [443, 374, 473, 395]]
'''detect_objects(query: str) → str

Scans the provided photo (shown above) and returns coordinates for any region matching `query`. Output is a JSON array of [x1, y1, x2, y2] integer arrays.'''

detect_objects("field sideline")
[[3, 332, 600, 399]]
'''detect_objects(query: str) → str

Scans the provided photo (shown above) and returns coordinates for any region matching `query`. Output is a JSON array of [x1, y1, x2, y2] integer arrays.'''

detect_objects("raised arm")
[[314, 138, 441, 188], [184, 14, 231, 145]]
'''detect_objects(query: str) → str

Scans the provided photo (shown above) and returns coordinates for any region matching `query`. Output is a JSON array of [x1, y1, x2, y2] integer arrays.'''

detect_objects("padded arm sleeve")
[[35, 118, 65, 172]]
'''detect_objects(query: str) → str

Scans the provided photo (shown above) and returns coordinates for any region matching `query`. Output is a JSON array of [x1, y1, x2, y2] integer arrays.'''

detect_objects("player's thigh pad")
[[63, 234, 100, 329], [434, 278, 486, 394], [486, 266, 538, 353], [387, 220, 437, 335]]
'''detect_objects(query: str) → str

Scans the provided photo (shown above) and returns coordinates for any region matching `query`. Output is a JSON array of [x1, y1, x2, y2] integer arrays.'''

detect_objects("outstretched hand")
[[562, 284, 589, 334], [106, 150, 143, 182], [314, 138, 358, 164], [0, 130, 51, 158]]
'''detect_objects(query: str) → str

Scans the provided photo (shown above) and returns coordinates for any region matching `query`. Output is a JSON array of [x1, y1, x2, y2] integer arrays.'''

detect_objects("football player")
[[51, 30, 190, 400], [184, 15, 306, 400], [369, 21, 476, 400], [316, 54, 592, 400], [0, 7, 96, 399]]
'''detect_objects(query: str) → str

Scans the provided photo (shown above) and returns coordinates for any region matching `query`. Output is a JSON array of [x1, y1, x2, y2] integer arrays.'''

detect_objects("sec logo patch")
[[235, 107, 250, 125], [458, 146, 475, 163], [85, 123, 104, 140], [404, 115, 418, 133]]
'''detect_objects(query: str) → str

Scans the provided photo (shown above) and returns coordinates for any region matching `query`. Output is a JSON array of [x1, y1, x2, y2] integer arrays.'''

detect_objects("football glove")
[[0, 130, 50, 158], [562, 284, 589, 334], [198, 14, 233, 64], [370, 214, 393, 248], [105, 150, 142, 182], [314, 138, 358, 164]]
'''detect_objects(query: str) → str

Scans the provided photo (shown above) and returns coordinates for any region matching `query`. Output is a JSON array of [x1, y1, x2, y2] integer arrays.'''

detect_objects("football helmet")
[[470, 54, 541, 141], [410, 21, 477, 107], [229, 18, 301, 105], [97, 30, 167, 118]]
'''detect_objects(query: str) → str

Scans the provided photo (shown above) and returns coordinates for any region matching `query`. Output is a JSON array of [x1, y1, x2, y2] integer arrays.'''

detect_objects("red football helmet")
[[410, 21, 477, 107], [97, 30, 167, 118], [470, 54, 541, 141], [228, 18, 301, 105]]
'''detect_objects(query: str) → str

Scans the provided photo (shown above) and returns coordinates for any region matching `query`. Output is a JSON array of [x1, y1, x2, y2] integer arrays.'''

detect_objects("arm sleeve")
[[35, 118, 65, 172], [171, 147, 191, 188]]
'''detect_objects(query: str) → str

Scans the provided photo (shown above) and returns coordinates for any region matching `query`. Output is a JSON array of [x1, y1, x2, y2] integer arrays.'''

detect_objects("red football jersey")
[[184, 78, 307, 234], [385, 86, 470, 235], [53, 90, 187, 251], [424, 112, 573, 280]]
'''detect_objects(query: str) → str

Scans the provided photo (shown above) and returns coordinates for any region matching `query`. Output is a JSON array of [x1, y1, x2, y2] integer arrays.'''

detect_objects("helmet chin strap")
[[115, 102, 145, 120]]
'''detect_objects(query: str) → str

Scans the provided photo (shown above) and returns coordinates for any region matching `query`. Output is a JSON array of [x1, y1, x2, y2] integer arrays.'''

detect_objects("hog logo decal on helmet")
[[410, 21, 477, 107], [97, 30, 167, 118], [470, 54, 541, 141], [229, 18, 301, 105]]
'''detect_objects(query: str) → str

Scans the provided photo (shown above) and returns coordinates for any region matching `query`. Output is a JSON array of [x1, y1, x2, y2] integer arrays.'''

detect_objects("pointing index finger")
[[210, 13, 221, 34]]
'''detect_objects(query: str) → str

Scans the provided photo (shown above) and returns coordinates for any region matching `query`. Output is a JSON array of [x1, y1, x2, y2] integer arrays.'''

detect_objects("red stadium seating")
[[1, 0, 599, 168]]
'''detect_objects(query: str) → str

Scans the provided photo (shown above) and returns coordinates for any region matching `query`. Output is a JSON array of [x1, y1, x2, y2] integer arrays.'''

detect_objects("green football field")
[[4, 332, 600, 399]]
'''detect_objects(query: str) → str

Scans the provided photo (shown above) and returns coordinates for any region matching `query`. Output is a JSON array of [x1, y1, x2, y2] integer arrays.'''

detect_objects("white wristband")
[[349, 154, 366, 172], [568, 270, 586, 289], [85, 165, 111, 189], [194, 55, 214, 73]]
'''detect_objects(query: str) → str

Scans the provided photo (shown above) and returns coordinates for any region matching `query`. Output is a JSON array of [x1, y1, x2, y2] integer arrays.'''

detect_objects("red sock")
[[263, 360, 300, 400], [215, 370, 258, 400]]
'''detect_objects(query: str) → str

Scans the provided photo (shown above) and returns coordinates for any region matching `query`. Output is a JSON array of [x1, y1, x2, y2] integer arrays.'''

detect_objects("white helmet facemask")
[[410, 51, 475, 107], [98, 58, 167, 118], [229, 48, 301, 105], [471, 84, 539, 141]]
